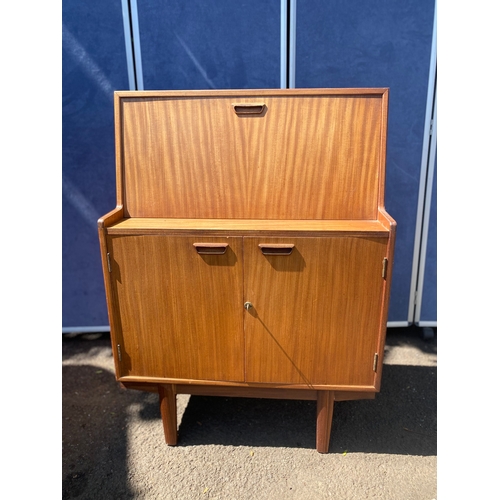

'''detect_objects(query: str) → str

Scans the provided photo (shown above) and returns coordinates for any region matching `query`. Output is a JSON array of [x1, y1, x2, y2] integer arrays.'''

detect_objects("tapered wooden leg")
[[158, 384, 177, 445], [316, 390, 335, 453]]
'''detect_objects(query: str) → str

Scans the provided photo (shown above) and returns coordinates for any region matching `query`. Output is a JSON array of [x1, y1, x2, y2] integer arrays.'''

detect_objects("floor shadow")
[[385, 325, 437, 356], [178, 396, 317, 450], [62, 331, 114, 361], [159, 363, 436, 455], [329, 364, 437, 455], [62, 333, 152, 499], [63, 329, 436, 470]]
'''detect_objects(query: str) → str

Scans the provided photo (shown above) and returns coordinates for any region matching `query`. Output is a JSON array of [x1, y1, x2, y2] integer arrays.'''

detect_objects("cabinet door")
[[244, 237, 388, 386], [107, 235, 244, 382]]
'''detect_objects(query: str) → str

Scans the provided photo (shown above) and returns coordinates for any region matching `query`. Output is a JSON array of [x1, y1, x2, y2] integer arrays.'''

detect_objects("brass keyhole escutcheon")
[[244, 302, 253, 311]]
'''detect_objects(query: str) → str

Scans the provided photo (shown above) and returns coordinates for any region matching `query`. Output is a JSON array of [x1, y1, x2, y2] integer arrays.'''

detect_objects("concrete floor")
[[62, 326, 437, 499]]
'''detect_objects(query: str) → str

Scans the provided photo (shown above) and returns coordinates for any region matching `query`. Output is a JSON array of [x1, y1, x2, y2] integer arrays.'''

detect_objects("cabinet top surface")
[[114, 88, 390, 221], [106, 217, 390, 237], [115, 88, 388, 98]]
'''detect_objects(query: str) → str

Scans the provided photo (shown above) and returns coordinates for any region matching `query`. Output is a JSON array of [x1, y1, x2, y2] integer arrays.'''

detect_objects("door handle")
[[232, 103, 266, 115], [258, 244, 294, 256], [193, 243, 228, 255]]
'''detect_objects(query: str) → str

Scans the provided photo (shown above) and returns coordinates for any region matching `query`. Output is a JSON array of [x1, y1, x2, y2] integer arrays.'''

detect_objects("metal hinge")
[[373, 353, 379, 372], [117, 344, 122, 362], [382, 258, 388, 279], [106, 252, 112, 272]]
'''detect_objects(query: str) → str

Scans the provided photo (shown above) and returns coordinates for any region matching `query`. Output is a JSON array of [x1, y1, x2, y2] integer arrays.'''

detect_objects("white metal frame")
[[280, 0, 288, 88], [121, 0, 143, 90], [408, 4, 437, 326], [120, 0, 136, 90], [414, 93, 436, 326], [281, 0, 297, 89], [288, 0, 297, 88], [387, 321, 411, 328], [129, 0, 144, 90], [62, 326, 110, 334]]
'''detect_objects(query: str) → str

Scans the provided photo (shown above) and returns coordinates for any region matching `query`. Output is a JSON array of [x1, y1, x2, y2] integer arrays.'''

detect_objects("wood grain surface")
[[107, 235, 245, 382], [243, 236, 388, 386], [118, 90, 386, 220], [106, 218, 390, 237]]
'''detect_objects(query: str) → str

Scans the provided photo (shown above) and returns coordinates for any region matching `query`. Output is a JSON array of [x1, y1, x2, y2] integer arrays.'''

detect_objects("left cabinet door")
[[106, 235, 244, 382]]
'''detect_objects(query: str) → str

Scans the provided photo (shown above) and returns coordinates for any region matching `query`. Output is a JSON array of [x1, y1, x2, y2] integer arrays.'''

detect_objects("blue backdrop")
[[62, 0, 436, 330], [294, 0, 435, 322], [62, 0, 129, 328]]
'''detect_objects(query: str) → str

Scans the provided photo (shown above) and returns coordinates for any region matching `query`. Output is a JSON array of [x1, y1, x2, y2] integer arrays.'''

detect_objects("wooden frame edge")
[[119, 381, 377, 402], [374, 207, 397, 391], [118, 376, 377, 393], [113, 87, 390, 99]]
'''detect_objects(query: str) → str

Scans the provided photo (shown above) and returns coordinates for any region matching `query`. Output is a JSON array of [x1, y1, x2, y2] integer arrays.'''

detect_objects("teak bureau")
[[98, 88, 396, 453]]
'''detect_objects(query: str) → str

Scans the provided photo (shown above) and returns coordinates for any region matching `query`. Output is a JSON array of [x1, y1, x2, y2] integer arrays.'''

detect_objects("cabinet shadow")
[[261, 247, 306, 272], [140, 363, 436, 456], [62, 364, 138, 499], [198, 245, 238, 266]]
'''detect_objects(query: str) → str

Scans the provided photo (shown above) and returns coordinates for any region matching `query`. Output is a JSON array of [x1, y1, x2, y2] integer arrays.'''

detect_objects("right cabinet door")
[[244, 236, 388, 386]]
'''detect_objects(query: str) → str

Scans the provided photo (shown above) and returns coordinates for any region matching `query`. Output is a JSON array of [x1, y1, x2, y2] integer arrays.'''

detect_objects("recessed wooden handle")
[[258, 244, 294, 256], [232, 103, 266, 115], [193, 243, 229, 255]]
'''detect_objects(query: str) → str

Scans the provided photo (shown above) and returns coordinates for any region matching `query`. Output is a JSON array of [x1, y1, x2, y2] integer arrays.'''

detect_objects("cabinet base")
[[121, 381, 375, 453]]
